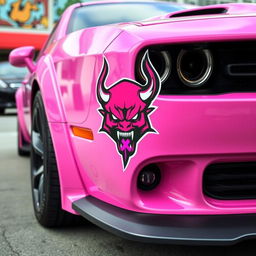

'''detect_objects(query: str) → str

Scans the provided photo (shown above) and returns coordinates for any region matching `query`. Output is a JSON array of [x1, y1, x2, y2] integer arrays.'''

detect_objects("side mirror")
[[9, 46, 36, 73]]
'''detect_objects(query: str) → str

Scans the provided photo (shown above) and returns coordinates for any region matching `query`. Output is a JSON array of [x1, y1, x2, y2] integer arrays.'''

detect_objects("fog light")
[[137, 164, 161, 191]]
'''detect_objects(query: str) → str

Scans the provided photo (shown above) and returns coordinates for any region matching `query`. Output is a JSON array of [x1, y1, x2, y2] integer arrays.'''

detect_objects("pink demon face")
[[97, 52, 161, 169]]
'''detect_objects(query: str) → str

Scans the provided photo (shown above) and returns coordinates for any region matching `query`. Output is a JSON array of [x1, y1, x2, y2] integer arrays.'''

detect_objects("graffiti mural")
[[0, 0, 49, 29], [0, 0, 78, 31]]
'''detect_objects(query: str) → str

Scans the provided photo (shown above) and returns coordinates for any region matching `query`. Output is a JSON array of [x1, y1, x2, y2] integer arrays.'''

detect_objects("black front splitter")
[[72, 196, 256, 245]]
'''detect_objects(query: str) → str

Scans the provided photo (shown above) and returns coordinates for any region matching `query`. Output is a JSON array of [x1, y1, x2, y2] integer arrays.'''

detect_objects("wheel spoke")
[[34, 165, 44, 178], [32, 131, 43, 156], [32, 165, 44, 185], [38, 174, 45, 207], [33, 172, 44, 211], [36, 109, 42, 135], [33, 188, 39, 209]]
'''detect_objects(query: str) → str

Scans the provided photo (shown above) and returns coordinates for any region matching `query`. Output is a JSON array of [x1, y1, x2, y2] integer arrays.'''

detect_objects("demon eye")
[[132, 113, 139, 120], [111, 114, 119, 121]]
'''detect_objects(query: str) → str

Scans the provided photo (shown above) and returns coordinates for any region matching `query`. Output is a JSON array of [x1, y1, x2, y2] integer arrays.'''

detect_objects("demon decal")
[[97, 51, 161, 169]]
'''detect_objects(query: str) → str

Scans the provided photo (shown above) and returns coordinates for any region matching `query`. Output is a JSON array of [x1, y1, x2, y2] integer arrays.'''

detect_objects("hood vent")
[[170, 8, 227, 18]]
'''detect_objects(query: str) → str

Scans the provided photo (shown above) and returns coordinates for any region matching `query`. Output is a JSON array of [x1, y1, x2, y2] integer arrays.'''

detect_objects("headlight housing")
[[136, 50, 171, 83], [177, 49, 213, 87]]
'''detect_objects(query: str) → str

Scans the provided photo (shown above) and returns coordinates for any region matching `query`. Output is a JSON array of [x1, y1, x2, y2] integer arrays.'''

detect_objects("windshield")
[[0, 61, 27, 78], [67, 2, 185, 33]]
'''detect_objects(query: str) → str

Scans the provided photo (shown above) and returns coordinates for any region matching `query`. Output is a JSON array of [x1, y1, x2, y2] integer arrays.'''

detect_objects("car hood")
[[141, 3, 256, 23], [109, 5, 256, 48]]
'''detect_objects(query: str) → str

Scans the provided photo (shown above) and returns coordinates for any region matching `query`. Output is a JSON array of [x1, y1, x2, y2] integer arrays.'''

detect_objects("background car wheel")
[[31, 91, 81, 227], [17, 120, 30, 156], [0, 108, 4, 114]]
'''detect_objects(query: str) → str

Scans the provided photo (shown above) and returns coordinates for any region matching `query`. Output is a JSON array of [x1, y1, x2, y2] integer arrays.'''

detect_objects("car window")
[[67, 2, 185, 34]]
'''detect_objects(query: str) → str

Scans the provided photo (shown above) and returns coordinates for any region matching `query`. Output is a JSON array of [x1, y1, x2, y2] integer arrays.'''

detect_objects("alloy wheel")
[[31, 106, 45, 212]]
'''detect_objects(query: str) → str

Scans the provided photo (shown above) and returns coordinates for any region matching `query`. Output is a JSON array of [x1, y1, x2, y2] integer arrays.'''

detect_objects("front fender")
[[34, 55, 66, 123], [32, 55, 87, 213]]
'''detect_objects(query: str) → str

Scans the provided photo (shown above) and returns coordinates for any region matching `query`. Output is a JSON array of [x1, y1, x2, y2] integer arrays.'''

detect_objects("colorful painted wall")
[[0, 0, 80, 50], [0, 0, 48, 29], [0, 0, 76, 31]]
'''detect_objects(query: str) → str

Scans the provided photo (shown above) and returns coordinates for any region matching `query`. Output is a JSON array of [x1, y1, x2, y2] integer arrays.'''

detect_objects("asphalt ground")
[[1, 111, 256, 256]]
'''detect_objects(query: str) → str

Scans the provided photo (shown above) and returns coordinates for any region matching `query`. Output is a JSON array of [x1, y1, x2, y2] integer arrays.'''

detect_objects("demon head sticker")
[[97, 51, 161, 170]]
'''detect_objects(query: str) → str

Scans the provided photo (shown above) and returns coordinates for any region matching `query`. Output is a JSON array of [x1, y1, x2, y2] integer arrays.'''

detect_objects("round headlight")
[[137, 50, 171, 83], [177, 49, 213, 87]]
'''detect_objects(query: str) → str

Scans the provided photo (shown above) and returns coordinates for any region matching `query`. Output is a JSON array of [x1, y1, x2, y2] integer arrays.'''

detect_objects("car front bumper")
[[73, 196, 256, 245]]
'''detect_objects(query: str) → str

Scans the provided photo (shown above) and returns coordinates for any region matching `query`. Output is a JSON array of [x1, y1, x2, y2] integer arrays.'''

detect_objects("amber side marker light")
[[72, 126, 94, 141]]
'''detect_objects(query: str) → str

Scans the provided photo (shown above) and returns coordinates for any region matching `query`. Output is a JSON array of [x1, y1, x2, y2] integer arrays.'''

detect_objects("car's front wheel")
[[31, 91, 79, 227]]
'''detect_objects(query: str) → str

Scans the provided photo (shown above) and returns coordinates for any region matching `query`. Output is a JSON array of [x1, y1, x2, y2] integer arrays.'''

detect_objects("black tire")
[[0, 108, 4, 114], [31, 91, 80, 227], [17, 120, 30, 156]]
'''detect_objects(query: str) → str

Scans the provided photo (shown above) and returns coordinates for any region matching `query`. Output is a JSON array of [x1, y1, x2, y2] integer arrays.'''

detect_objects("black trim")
[[170, 8, 227, 18], [72, 196, 256, 245], [227, 63, 256, 77], [203, 162, 256, 200]]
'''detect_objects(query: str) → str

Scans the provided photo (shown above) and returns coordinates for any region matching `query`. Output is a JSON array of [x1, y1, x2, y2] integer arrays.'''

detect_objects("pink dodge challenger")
[[9, 0, 256, 245]]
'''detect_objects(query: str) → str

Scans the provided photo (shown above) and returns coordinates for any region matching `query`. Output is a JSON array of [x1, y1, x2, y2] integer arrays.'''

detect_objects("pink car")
[[9, 0, 256, 245]]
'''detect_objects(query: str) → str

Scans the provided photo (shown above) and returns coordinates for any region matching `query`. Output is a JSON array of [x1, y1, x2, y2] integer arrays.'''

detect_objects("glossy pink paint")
[[13, 2, 256, 215], [9, 46, 35, 72]]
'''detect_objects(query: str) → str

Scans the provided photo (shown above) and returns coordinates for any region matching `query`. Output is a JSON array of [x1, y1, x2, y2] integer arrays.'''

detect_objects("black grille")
[[203, 162, 256, 200]]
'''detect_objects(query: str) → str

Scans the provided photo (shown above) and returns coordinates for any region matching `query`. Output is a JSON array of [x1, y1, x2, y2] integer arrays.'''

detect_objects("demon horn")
[[97, 57, 110, 104], [139, 51, 161, 103]]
